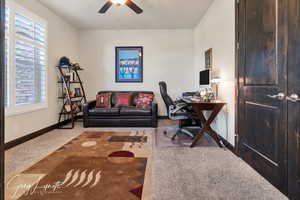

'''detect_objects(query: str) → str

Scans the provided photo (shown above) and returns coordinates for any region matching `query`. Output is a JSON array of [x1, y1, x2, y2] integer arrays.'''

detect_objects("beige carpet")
[[5, 120, 289, 200], [153, 147, 288, 200]]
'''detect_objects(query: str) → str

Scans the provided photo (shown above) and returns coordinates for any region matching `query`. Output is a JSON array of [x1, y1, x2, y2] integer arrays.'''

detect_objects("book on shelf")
[[74, 88, 82, 97]]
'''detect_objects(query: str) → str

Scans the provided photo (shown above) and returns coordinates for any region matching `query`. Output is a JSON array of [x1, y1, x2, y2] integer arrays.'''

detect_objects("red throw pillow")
[[115, 93, 132, 107], [136, 93, 154, 109], [96, 93, 112, 108]]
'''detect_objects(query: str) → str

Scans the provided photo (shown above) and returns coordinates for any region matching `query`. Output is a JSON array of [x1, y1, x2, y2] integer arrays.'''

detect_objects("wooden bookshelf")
[[56, 65, 87, 129]]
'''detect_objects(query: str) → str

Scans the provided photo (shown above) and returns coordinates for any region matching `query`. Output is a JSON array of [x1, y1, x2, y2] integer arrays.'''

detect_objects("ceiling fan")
[[99, 0, 143, 14]]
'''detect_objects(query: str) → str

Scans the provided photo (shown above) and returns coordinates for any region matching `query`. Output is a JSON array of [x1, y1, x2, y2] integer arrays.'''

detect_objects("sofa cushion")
[[131, 93, 139, 106], [96, 93, 112, 108], [97, 91, 153, 106], [120, 107, 152, 116], [136, 93, 155, 109], [114, 93, 132, 107], [89, 108, 120, 116]]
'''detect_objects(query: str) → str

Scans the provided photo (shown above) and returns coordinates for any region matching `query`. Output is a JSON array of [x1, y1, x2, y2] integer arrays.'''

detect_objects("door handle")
[[286, 94, 300, 102], [267, 92, 285, 100]]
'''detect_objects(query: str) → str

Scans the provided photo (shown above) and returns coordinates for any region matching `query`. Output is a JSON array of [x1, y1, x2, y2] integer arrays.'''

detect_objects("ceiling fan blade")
[[125, 0, 143, 14], [99, 1, 113, 14]]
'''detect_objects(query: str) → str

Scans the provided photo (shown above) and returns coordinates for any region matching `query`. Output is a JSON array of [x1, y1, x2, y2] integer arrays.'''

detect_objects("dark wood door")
[[287, 1, 300, 199], [237, 0, 288, 194]]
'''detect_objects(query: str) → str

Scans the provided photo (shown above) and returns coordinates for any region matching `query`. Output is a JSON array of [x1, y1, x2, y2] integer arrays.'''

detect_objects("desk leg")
[[207, 127, 224, 148], [191, 104, 224, 148]]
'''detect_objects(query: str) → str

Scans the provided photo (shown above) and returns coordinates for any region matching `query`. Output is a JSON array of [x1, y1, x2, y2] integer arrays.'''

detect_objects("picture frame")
[[115, 46, 143, 83], [205, 48, 212, 70]]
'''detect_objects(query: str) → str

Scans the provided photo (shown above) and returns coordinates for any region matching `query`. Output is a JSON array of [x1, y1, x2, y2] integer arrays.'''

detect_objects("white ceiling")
[[38, 0, 214, 30]]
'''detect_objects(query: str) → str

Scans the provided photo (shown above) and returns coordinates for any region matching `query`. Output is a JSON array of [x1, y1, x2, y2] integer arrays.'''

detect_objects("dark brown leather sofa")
[[83, 91, 158, 128]]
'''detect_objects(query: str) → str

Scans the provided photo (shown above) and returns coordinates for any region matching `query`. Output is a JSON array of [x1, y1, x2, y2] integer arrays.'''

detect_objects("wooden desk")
[[189, 101, 226, 148]]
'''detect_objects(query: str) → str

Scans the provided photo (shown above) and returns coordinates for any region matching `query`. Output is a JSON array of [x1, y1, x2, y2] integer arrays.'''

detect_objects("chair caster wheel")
[[171, 134, 177, 141]]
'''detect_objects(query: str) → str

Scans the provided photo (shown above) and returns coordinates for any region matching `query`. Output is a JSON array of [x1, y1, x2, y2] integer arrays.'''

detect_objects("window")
[[5, 6, 9, 108], [5, 1, 47, 116]]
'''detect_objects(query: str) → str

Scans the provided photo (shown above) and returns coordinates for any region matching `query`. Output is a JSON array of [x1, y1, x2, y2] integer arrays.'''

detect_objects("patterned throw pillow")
[[131, 93, 139, 106], [96, 93, 112, 108], [136, 93, 155, 109], [115, 93, 132, 107]]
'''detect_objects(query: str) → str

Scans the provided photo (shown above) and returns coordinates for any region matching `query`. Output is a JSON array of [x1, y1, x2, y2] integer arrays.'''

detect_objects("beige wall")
[[5, 0, 80, 142], [5, 0, 236, 146], [194, 0, 236, 145], [79, 29, 195, 116]]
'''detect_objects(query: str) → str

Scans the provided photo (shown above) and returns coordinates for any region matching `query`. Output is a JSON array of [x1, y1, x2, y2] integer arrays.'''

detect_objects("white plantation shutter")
[[5, 7, 9, 107], [35, 23, 47, 46], [14, 13, 47, 106], [5, 38, 9, 107], [15, 13, 34, 41], [5, 1, 48, 115], [36, 47, 47, 103], [15, 41, 35, 105]]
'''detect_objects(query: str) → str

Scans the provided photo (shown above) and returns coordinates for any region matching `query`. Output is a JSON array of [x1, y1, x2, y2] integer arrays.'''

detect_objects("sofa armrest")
[[83, 100, 96, 112], [83, 100, 96, 127], [151, 102, 158, 127]]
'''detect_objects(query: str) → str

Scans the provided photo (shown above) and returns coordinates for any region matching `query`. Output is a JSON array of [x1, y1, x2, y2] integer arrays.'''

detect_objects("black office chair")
[[159, 81, 199, 140]]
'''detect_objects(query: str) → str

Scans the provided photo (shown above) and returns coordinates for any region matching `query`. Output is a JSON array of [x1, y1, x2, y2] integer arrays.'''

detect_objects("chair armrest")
[[168, 102, 190, 120], [170, 103, 189, 113], [176, 102, 189, 108]]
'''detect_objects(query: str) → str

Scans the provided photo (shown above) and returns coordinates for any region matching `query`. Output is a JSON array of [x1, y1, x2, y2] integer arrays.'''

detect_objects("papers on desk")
[[190, 97, 202, 102], [180, 98, 193, 103]]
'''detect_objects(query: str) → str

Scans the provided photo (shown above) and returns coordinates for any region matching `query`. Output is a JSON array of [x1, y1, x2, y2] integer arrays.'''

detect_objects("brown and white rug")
[[5, 131, 152, 200]]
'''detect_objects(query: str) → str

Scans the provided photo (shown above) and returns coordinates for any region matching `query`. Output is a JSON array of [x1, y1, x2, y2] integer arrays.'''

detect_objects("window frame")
[[5, 0, 48, 116]]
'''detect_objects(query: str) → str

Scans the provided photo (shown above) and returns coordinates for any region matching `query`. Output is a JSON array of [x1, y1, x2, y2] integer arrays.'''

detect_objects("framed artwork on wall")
[[205, 48, 212, 70], [115, 46, 143, 83]]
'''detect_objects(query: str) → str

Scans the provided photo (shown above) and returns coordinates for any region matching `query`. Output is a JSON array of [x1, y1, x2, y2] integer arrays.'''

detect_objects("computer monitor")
[[200, 69, 210, 85]]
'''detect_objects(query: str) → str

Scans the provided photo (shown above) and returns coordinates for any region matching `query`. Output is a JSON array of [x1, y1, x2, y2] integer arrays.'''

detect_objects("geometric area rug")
[[5, 131, 151, 200]]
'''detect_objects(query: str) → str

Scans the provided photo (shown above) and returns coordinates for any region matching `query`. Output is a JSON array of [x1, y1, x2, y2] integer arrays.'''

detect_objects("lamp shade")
[[211, 78, 222, 83], [211, 69, 221, 84]]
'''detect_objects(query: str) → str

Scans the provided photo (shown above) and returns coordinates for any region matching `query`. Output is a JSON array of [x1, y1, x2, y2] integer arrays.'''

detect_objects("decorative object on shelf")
[[64, 105, 71, 112], [115, 46, 143, 83], [65, 72, 72, 81], [57, 60, 87, 129], [59, 56, 71, 67], [205, 48, 212, 70], [69, 91, 75, 98], [71, 63, 84, 71], [72, 103, 81, 113], [74, 88, 82, 97]]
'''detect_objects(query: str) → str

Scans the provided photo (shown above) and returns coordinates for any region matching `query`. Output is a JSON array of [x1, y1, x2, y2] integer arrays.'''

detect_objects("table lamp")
[[211, 75, 222, 100]]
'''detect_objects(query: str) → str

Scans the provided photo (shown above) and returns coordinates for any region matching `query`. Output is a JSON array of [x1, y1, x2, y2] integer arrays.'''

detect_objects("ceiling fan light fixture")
[[110, 0, 127, 5], [99, 0, 143, 14]]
